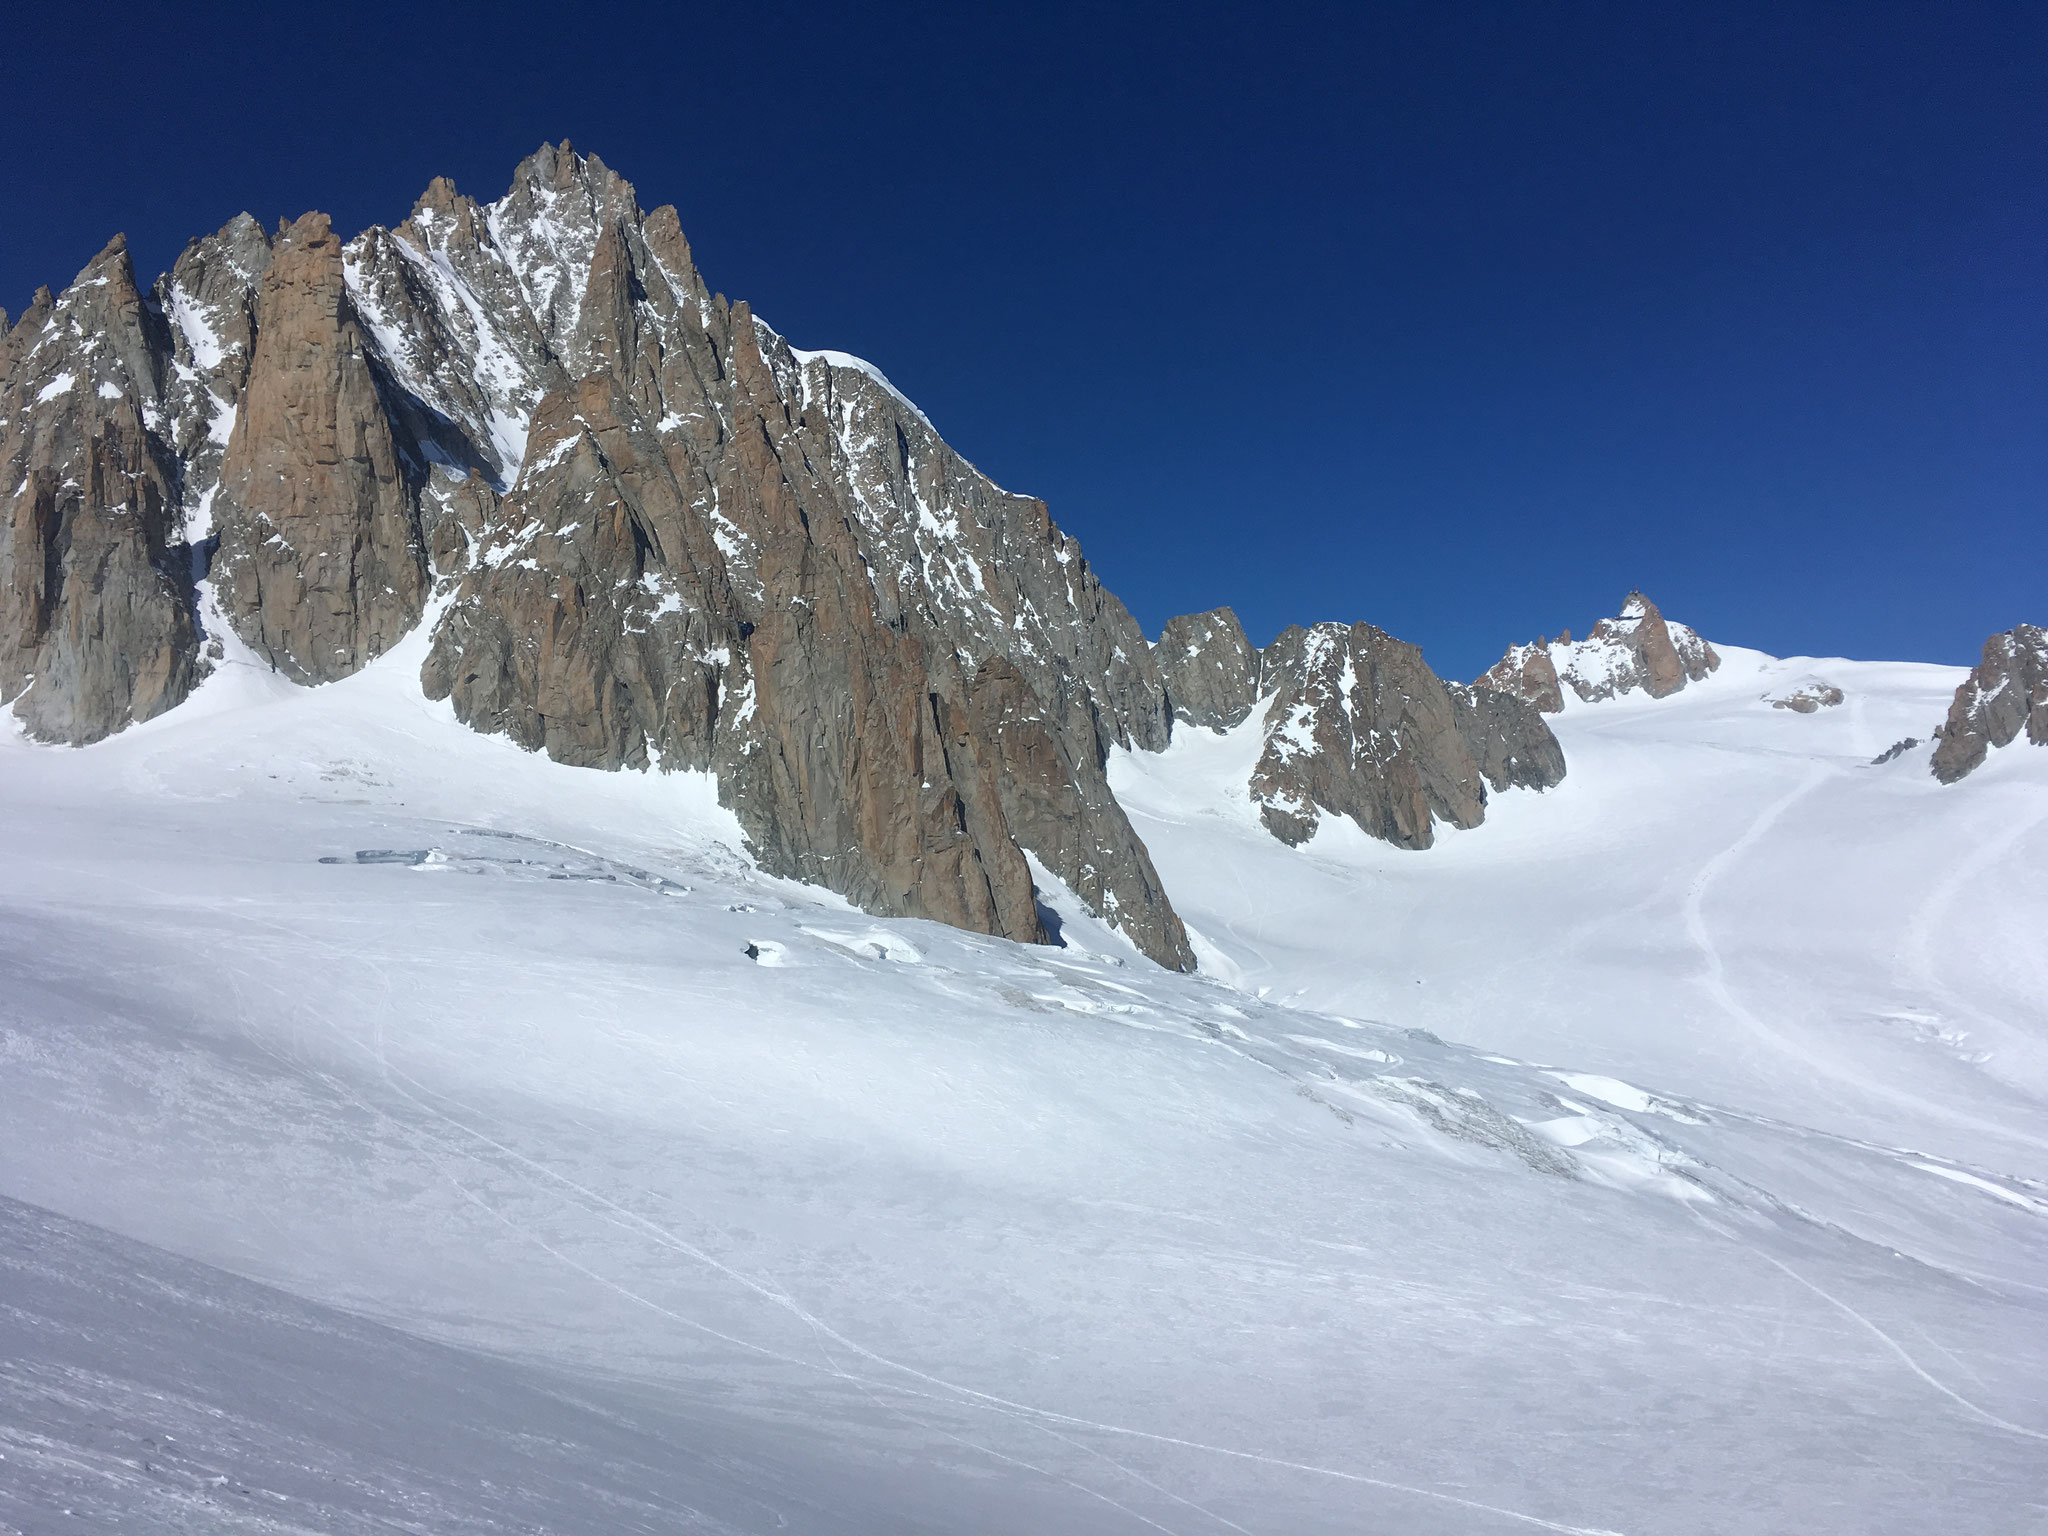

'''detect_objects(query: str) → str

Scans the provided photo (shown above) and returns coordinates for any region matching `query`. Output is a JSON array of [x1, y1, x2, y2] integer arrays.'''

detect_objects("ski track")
[[1695, 1212, 2048, 1444], [1682, 763, 2048, 1157], [378, 1039, 1627, 1536], [1899, 797, 2048, 1075], [200, 907, 1630, 1536]]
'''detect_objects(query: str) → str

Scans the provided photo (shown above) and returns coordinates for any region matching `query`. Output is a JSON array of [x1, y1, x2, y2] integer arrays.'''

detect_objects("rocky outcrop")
[[1477, 641, 1564, 713], [1930, 624, 2048, 784], [1149, 608, 1567, 850], [1157, 607, 1260, 729], [1448, 682, 1570, 793], [1480, 592, 1719, 710], [1768, 681, 1844, 713], [1246, 623, 1564, 849], [0, 236, 199, 743], [1, 146, 1191, 965], [211, 214, 429, 683], [400, 145, 1186, 965]]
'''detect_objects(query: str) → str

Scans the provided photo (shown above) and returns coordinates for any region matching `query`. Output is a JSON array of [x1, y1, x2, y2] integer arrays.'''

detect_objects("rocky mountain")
[[1, 142, 1565, 966], [1479, 591, 1720, 710], [1153, 608, 1566, 849], [1930, 623, 2048, 783]]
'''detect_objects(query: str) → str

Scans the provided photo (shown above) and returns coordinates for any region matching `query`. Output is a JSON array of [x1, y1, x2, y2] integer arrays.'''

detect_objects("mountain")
[[3, 143, 2046, 1535], [2, 142, 1556, 971], [1158, 608, 1565, 848], [1479, 590, 1721, 710]]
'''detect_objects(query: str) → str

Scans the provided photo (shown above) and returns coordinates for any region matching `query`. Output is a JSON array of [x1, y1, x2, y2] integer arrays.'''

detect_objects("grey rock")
[[1157, 607, 1260, 729], [1767, 681, 1844, 713], [0, 235, 199, 743], [1930, 624, 2048, 784], [1247, 622, 1564, 849], [1449, 682, 1569, 792]]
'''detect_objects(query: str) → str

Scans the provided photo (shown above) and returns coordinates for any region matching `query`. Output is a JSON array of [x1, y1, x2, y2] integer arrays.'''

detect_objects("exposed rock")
[[409, 145, 1184, 964], [153, 214, 274, 539], [1157, 607, 1260, 729], [1871, 737, 1922, 766], [211, 213, 429, 683], [1476, 640, 1565, 714], [1480, 591, 1719, 710], [0, 236, 199, 743], [1148, 606, 1569, 850], [1247, 623, 1564, 849], [1930, 624, 2048, 784], [1768, 681, 1844, 713], [1448, 683, 1570, 792], [965, 655, 1192, 967]]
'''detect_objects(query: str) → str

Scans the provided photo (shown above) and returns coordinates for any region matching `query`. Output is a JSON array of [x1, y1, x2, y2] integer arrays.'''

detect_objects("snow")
[[0, 619, 2043, 1532], [164, 283, 227, 369], [786, 341, 939, 436], [35, 370, 75, 403]]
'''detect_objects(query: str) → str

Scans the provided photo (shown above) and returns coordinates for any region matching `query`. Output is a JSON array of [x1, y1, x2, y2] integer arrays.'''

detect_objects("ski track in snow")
[[1693, 1211, 2048, 1444], [3, 638, 2045, 1532], [1681, 762, 1839, 1069], [1899, 797, 2048, 1085], [1682, 761, 2048, 1158], [328, 953, 1625, 1536]]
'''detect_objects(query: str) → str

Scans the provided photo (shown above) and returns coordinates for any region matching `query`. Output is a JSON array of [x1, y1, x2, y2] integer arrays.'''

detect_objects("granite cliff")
[[1, 143, 1578, 964]]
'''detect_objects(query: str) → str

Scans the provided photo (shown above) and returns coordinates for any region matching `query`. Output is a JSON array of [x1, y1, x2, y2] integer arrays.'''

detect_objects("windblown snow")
[[1, 631, 2043, 1534]]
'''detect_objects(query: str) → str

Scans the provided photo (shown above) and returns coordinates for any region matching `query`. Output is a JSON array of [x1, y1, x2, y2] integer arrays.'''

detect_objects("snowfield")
[[2, 628, 2044, 1534]]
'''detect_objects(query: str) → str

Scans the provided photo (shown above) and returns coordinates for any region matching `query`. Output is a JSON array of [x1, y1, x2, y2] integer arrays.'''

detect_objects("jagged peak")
[[69, 232, 137, 293], [1480, 590, 1718, 710]]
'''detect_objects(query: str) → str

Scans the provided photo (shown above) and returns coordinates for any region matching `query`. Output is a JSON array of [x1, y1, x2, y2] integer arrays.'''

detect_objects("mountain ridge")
[[3, 143, 2037, 964]]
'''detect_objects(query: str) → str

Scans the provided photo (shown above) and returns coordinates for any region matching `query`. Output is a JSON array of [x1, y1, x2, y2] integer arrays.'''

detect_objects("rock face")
[[0, 144, 1192, 968], [1157, 607, 1260, 729], [1480, 591, 1719, 710], [213, 214, 429, 682], [2, 142, 1595, 963], [0, 237, 199, 743], [402, 146, 1189, 967], [1930, 624, 2048, 784], [1157, 612, 1566, 849]]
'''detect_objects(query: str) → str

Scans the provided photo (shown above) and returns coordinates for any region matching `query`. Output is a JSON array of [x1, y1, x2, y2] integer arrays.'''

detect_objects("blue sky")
[[5, 1, 2040, 678]]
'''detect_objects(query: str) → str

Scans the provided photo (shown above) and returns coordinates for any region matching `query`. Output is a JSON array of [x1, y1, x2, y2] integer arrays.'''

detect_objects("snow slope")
[[2, 633, 2044, 1534]]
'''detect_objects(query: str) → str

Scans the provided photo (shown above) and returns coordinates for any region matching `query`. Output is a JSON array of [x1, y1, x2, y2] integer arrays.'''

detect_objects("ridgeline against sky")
[[3, 1, 2040, 679]]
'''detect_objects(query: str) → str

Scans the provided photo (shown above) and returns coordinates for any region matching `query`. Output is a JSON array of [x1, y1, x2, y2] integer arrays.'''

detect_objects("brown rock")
[[1480, 592, 1719, 709], [212, 213, 428, 683], [966, 654, 1193, 968], [1477, 641, 1564, 713], [1767, 682, 1844, 713]]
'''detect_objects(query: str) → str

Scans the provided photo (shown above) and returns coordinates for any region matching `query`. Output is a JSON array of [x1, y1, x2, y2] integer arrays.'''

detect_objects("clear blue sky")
[[5, 2, 2041, 678]]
